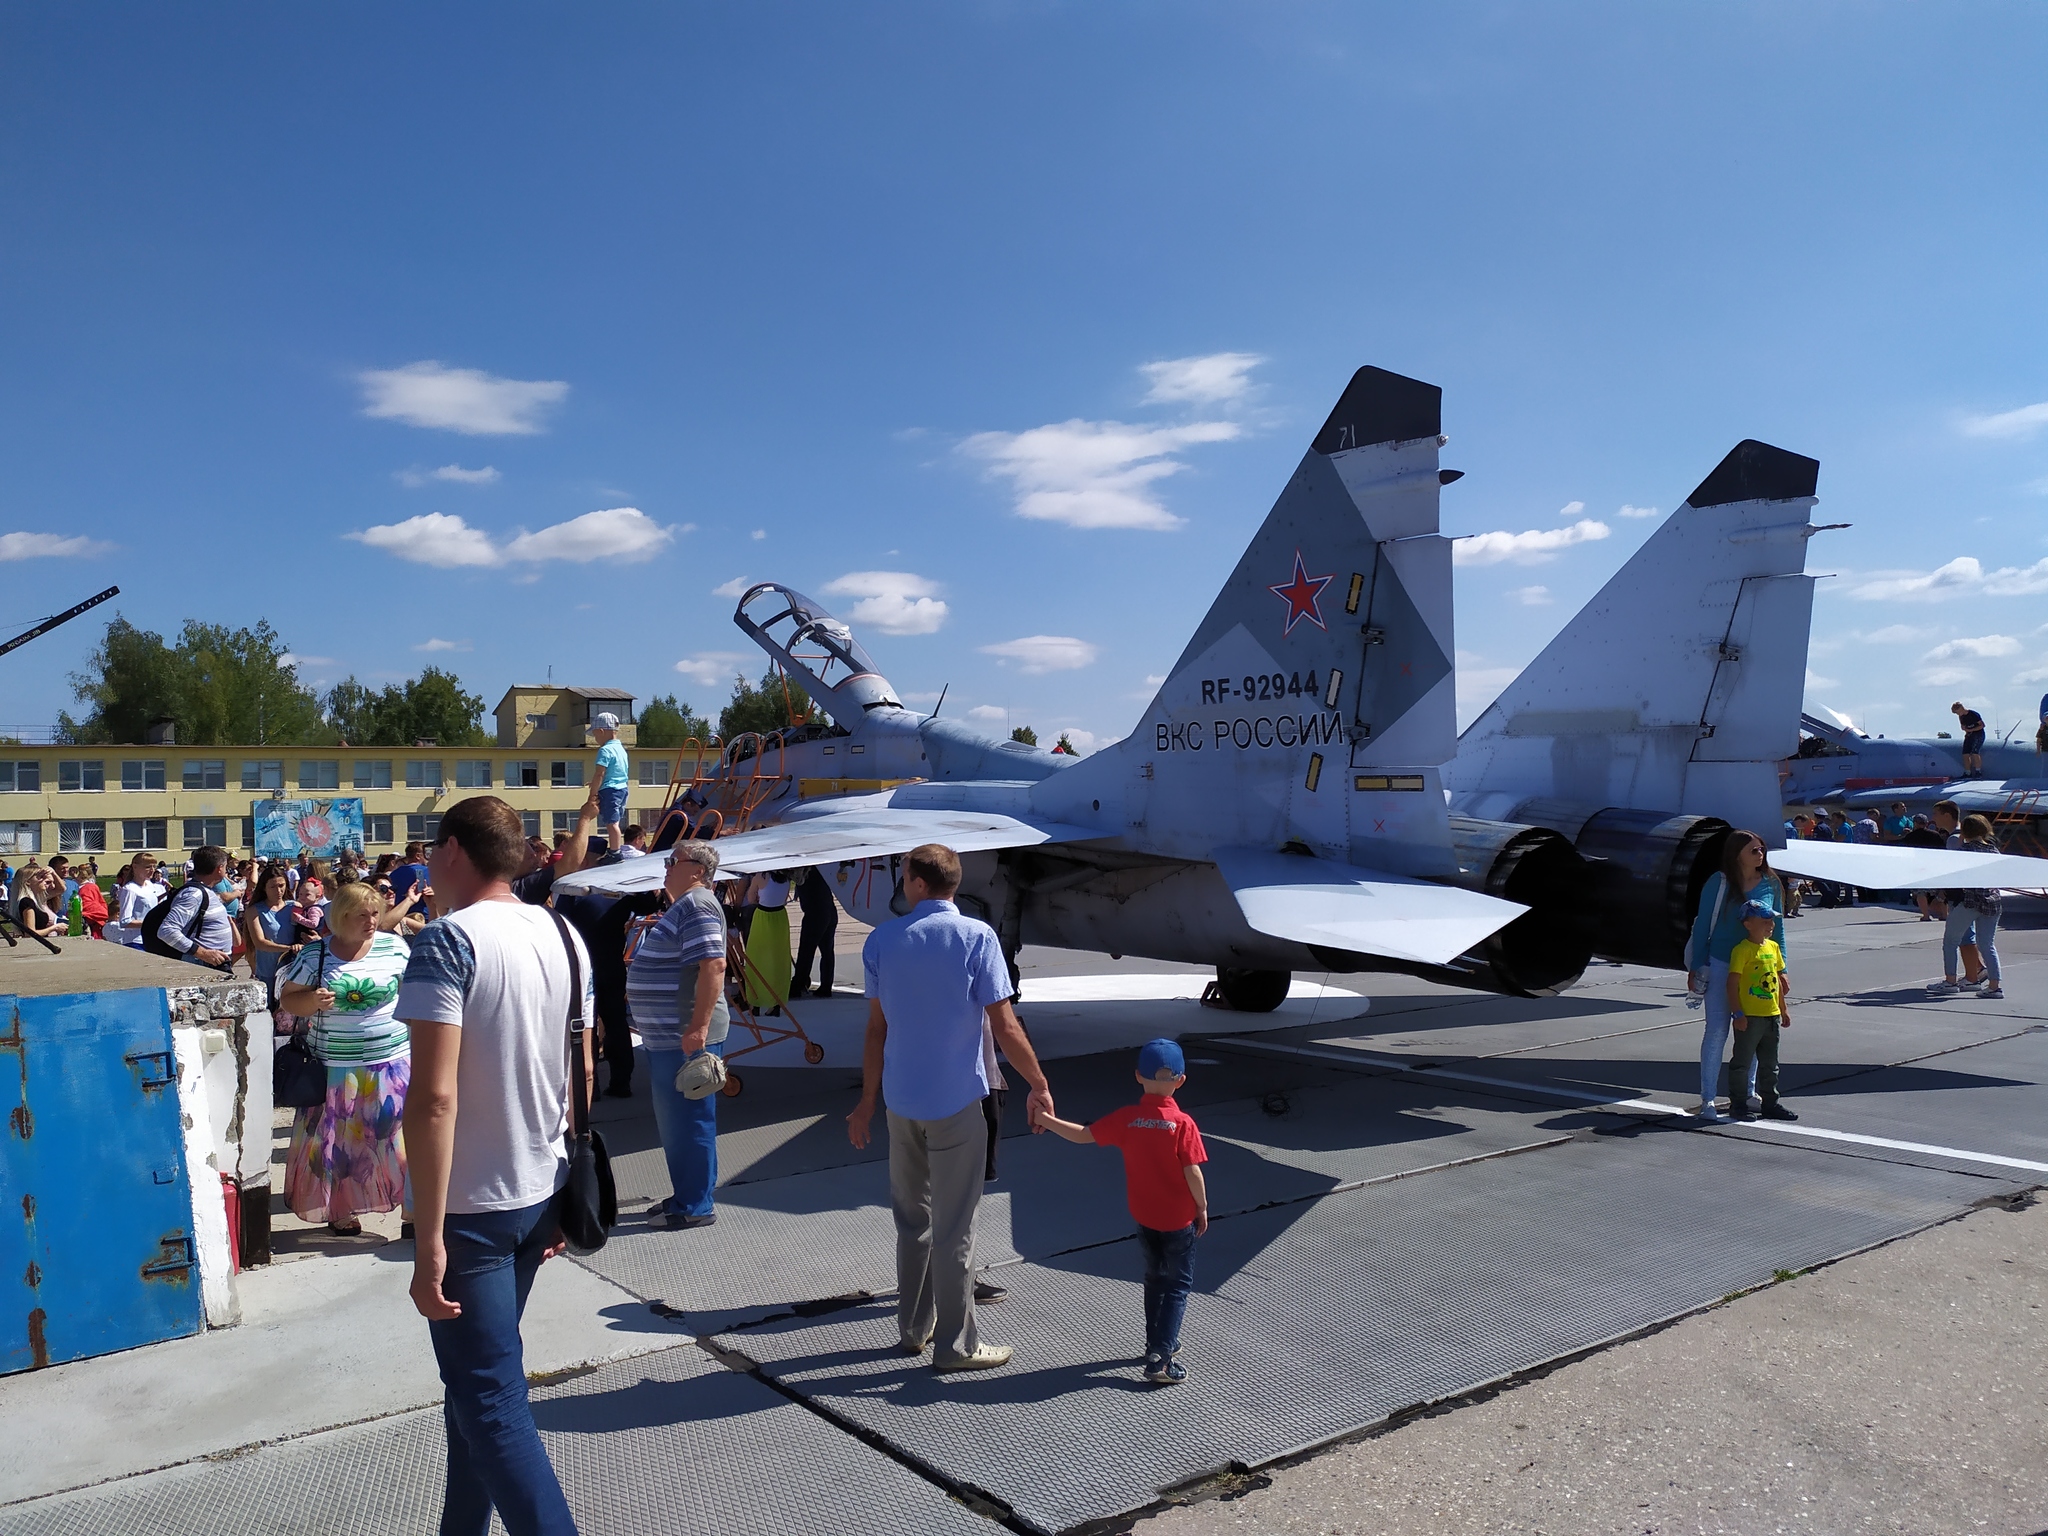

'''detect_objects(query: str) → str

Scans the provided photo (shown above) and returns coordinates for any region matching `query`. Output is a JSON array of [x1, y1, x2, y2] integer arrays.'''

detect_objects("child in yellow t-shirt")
[[1725, 901, 1797, 1122]]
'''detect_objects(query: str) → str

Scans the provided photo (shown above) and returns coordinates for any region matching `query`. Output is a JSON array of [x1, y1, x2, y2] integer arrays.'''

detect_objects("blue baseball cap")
[[1137, 1038, 1185, 1079], [1739, 900, 1774, 921]]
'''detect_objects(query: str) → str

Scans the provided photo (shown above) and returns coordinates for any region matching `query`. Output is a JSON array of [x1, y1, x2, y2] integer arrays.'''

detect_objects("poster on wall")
[[253, 798, 365, 859]]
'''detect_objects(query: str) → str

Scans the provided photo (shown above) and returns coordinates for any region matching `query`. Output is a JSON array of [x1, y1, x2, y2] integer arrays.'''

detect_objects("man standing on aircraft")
[[847, 843, 1054, 1372], [1952, 701, 1987, 776]]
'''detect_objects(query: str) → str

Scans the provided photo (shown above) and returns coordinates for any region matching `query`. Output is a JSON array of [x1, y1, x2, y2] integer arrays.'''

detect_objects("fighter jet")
[[1783, 710, 2044, 814], [561, 365, 1537, 1009]]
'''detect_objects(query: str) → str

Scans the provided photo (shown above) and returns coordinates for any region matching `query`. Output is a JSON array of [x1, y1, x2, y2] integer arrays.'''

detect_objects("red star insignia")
[[1269, 551, 1334, 636]]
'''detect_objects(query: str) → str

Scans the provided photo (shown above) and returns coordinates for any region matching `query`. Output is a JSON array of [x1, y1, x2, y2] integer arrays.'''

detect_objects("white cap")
[[594, 711, 620, 730]]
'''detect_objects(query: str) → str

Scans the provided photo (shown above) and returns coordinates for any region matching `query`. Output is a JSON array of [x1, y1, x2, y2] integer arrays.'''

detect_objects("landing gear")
[[1211, 967, 1291, 1013], [721, 1070, 744, 1097]]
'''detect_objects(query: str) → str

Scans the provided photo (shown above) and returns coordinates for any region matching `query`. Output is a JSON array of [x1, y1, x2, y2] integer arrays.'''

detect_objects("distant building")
[[0, 740, 683, 861], [494, 686, 638, 749]]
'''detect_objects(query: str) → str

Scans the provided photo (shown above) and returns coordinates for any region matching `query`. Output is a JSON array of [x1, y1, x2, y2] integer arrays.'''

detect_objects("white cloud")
[[1914, 666, 1976, 687], [1849, 556, 2048, 601], [1452, 518, 1611, 567], [504, 507, 673, 563], [673, 652, 750, 686], [358, 361, 567, 435], [351, 506, 674, 568], [960, 419, 1239, 531], [349, 512, 502, 568], [967, 705, 1008, 722], [1139, 352, 1265, 406], [412, 637, 472, 654], [2013, 662, 2048, 685], [1805, 667, 1839, 690], [0, 531, 114, 561], [1511, 585, 1552, 606], [979, 635, 1101, 674], [1049, 727, 1103, 756], [1555, 500, 1586, 519], [822, 571, 949, 636], [397, 463, 501, 487], [751, 529, 767, 541], [279, 653, 338, 669], [711, 577, 751, 598], [1617, 504, 1660, 519], [1455, 658, 1522, 726], [1960, 400, 2048, 440], [1861, 624, 1933, 644], [1923, 634, 2020, 662]]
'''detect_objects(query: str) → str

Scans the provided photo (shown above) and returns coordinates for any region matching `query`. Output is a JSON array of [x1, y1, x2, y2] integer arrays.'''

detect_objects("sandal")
[[328, 1218, 362, 1236]]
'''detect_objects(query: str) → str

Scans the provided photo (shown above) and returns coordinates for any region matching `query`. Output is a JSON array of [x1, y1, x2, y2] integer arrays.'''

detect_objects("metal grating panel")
[[0, 1342, 992, 1536], [720, 1128, 2009, 1534]]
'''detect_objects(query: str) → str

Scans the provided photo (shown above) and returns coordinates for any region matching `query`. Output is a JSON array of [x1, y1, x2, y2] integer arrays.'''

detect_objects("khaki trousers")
[[887, 1100, 987, 1362]]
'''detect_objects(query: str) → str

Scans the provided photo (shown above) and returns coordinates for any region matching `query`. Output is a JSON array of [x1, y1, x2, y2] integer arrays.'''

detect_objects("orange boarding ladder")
[[1990, 786, 2048, 866]]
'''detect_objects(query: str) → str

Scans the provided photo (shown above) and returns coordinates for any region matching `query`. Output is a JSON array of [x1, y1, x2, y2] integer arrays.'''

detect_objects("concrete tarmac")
[[1144, 1197, 2047, 1536]]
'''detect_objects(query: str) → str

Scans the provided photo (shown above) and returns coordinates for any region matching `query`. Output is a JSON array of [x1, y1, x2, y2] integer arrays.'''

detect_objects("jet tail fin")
[[1034, 366, 1460, 875], [1447, 440, 1821, 841]]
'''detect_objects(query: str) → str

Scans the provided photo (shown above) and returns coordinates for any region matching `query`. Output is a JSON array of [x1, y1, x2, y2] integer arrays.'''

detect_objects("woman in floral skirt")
[[275, 879, 412, 1234]]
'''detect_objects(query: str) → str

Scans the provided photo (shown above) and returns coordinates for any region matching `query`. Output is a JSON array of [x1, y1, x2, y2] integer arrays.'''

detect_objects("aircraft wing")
[[1211, 846, 1526, 968], [1771, 843, 2048, 891], [551, 809, 1103, 896]]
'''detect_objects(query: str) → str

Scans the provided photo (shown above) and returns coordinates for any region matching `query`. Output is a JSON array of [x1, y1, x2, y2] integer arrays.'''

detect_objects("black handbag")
[[548, 911, 616, 1254], [272, 940, 328, 1109]]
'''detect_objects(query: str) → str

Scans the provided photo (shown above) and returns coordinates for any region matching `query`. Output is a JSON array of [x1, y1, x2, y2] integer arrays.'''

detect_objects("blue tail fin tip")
[[1686, 439, 1820, 508], [1312, 367, 1442, 455]]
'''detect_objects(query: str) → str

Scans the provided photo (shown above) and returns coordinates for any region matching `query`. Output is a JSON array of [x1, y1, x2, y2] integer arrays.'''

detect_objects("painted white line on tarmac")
[[1208, 1035, 2048, 1176]]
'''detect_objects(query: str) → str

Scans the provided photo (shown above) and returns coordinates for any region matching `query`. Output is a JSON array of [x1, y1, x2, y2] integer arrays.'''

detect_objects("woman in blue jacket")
[[1687, 831, 1786, 1122]]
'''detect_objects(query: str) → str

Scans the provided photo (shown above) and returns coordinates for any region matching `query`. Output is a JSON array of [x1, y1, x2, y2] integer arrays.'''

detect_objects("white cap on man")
[[595, 711, 620, 730]]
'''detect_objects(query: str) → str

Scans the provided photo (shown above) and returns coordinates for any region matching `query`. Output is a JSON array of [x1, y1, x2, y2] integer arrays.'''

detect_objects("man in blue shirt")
[[389, 842, 430, 905], [847, 843, 1054, 1373]]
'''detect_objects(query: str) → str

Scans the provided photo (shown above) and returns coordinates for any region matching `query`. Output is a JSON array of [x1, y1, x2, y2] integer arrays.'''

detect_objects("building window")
[[121, 759, 167, 792], [58, 820, 107, 852], [520, 810, 540, 838], [406, 760, 443, 789], [58, 760, 105, 793], [240, 817, 255, 848], [0, 822, 39, 853], [506, 760, 539, 788], [455, 760, 492, 788], [0, 762, 42, 793], [182, 759, 226, 791], [551, 811, 576, 834], [525, 713, 557, 732], [365, 814, 394, 845], [550, 760, 583, 788], [122, 819, 168, 850], [241, 760, 285, 792], [405, 813, 442, 843], [182, 817, 228, 848], [354, 760, 392, 790], [300, 760, 340, 790], [637, 759, 670, 786]]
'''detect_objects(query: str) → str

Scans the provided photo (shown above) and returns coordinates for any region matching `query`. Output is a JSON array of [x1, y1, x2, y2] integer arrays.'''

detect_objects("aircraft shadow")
[[529, 1367, 762, 1434]]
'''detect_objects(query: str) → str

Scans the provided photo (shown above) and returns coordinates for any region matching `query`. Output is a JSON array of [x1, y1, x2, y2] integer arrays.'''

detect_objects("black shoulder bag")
[[272, 939, 329, 1109], [548, 910, 616, 1254]]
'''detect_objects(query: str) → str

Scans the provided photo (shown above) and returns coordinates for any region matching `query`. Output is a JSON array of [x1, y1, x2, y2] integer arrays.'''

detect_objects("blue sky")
[[3, 3, 2045, 750]]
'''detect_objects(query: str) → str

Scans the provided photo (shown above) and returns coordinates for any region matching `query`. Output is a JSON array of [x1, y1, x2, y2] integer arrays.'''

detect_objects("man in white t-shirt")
[[399, 795, 592, 1536]]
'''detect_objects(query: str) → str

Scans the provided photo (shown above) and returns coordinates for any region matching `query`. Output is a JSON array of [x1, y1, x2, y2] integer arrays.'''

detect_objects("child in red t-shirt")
[[1035, 1038, 1208, 1384]]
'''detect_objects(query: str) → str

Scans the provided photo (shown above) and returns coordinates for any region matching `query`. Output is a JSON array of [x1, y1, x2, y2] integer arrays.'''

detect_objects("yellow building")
[[493, 686, 639, 749], [0, 741, 694, 862]]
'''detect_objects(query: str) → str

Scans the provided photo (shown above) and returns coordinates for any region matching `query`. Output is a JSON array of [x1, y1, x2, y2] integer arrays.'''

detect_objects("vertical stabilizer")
[[1447, 440, 1821, 841], [1034, 366, 1459, 875]]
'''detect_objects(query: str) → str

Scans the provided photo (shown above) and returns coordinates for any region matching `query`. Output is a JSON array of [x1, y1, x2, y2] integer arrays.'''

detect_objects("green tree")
[[1009, 725, 1037, 746], [1053, 732, 1077, 755], [324, 667, 488, 746], [60, 616, 330, 744], [718, 668, 819, 741], [638, 693, 712, 748]]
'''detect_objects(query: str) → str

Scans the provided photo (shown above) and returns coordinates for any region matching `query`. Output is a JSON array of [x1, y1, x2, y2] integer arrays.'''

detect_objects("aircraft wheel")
[[804, 1041, 826, 1064], [721, 1070, 744, 1097], [1215, 967, 1291, 1013]]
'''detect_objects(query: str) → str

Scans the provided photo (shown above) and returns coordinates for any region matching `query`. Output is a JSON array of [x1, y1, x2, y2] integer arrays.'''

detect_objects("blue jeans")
[[1944, 905, 1999, 980], [429, 1195, 578, 1536], [646, 1040, 723, 1217], [1700, 958, 1758, 1108], [1137, 1222, 1197, 1359], [597, 784, 628, 827]]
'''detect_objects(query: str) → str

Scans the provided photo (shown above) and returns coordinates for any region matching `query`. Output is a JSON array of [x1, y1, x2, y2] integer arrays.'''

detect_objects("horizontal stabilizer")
[[1212, 846, 1524, 968], [1772, 843, 2048, 892], [552, 809, 1102, 896]]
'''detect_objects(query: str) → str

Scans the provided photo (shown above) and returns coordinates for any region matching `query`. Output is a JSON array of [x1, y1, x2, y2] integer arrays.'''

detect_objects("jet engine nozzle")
[[1444, 817, 1594, 996]]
